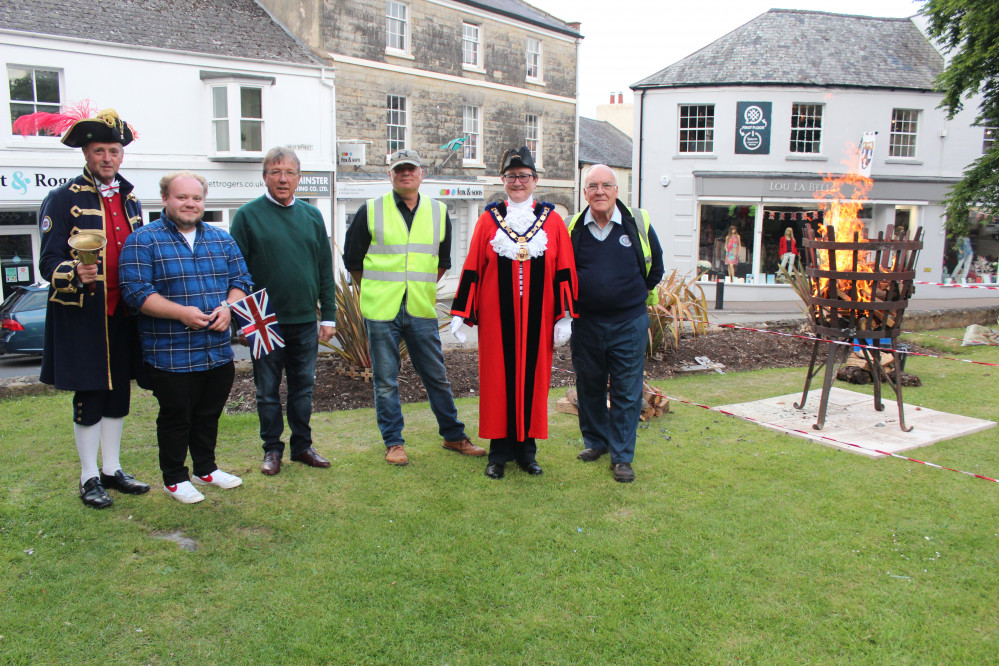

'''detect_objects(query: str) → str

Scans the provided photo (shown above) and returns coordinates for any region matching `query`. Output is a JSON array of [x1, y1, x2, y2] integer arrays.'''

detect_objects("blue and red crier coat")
[[451, 201, 577, 441], [38, 167, 146, 391]]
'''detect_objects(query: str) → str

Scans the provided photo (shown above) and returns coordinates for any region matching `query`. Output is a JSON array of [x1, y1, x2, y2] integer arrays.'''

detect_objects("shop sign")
[[0, 168, 78, 199], [338, 142, 366, 166], [436, 185, 483, 199], [297, 172, 332, 197], [767, 179, 840, 194], [735, 102, 771, 155]]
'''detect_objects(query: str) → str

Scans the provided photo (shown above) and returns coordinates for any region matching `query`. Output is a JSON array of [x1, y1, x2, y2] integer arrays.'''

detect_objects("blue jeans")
[[366, 308, 465, 448], [251, 322, 319, 457], [570, 313, 649, 464]]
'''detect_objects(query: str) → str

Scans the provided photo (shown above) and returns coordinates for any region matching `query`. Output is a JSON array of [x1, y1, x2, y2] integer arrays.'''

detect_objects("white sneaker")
[[164, 481, 205, 504], [192, 469, 243, 489]]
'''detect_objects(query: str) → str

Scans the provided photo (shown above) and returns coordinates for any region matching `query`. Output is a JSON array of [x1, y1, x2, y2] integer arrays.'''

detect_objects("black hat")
[[500, 146, 536, 174], [61, 109, 135, 147]]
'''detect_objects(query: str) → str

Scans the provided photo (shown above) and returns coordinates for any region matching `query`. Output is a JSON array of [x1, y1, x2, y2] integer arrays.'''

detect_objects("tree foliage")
[[921, 0, 999, 236]]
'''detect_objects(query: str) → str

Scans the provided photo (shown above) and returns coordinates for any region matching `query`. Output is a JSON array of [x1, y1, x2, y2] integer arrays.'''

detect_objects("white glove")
[[553, 318, 572, 346], [449, 315, 467, 343]]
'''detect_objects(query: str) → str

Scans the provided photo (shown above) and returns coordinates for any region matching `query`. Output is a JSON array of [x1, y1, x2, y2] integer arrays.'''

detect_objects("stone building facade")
[[259, 0, 581, 287]]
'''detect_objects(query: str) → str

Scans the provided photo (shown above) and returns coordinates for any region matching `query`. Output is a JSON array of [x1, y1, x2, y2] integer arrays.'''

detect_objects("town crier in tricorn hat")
[[14, 103, 151, 509]]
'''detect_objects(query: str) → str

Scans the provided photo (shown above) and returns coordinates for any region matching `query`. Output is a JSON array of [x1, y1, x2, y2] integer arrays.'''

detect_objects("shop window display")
[[699, 204, 753, 279]]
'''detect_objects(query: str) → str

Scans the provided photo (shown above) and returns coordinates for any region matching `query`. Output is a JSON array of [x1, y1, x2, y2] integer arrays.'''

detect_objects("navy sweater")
[[574, 223, 649, 322]]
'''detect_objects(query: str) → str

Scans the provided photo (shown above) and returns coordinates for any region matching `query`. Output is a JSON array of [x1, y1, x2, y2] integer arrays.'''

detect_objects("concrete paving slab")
[[716, 387, 995, 458]]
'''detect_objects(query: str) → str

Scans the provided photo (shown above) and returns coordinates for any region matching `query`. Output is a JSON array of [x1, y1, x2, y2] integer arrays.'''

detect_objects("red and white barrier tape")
[[914, 280, 999, 290], [664, 392, 999, 484], [712, 323, 999, 368]]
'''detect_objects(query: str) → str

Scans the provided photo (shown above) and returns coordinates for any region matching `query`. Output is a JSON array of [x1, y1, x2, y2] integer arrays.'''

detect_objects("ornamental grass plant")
[[647, 269, 710, 357]]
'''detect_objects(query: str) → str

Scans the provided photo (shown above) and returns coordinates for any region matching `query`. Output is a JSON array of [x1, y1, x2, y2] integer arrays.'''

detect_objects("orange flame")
[[813, 143, 875, 301]]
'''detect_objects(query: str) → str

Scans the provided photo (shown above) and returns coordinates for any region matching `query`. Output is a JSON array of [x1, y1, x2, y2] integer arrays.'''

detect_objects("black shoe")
[[80, 477, 113, 509], [612, 462, 635, 483], [517, 461, 544, 476], [577, 448, 608, 462], [100, 469, 150, 495], [485, 462, 505, 479]]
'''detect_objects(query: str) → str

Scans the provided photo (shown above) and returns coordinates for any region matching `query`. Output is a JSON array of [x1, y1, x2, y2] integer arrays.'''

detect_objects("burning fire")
[[813, 144, 875, 300]]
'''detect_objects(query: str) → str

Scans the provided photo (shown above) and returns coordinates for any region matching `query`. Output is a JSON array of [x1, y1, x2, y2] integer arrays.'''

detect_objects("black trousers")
[[72, 308, 132, 426], [148, 362, 234, 486], [488, 437, 537, 465]]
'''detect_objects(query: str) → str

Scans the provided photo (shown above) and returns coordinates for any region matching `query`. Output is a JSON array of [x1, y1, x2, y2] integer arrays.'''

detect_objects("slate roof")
[[578, 117, 632, 169], [632, 9, 942, 91], [455, 0, 582, 38], [0, 0, 321, 65]]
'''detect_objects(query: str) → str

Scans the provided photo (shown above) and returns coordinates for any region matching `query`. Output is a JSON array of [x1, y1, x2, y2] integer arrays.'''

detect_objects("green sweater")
[[230, 196, 336, 325]]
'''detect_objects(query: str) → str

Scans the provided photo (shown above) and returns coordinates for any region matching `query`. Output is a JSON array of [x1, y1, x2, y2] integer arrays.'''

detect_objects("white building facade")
[[0, 0, 335, 300], [631, 10, 996, 302]]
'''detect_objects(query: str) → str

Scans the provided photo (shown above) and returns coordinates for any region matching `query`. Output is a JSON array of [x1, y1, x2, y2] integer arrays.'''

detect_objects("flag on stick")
[[230, 289, 284, 359]]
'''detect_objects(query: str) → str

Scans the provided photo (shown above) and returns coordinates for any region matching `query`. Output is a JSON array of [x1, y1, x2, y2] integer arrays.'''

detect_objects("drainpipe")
[[636, 89, 645, 208]]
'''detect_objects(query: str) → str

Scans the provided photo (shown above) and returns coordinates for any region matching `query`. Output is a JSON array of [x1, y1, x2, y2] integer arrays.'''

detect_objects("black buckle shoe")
[[100, 469, 151, 495], [517, 461, 544, 476], [80, 476, 113, 509], [485, 462, 505, 479]]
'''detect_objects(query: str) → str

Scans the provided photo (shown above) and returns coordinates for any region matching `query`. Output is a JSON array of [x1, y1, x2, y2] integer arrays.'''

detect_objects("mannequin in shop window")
[[724, 226, 741, 280], [778, 227, 798, 272], [953, 236, 974, 281]]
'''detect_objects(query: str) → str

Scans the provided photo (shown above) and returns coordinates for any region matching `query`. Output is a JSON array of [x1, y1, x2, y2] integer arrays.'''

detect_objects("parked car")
[[0, 284, 47, 356]]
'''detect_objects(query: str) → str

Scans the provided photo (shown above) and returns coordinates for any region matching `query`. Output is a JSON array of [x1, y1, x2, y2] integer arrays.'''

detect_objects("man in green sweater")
[[230, 147, 337, 476]]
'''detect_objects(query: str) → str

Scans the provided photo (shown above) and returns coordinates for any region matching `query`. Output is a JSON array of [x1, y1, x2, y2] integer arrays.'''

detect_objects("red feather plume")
[[12, 100, 98, 137]]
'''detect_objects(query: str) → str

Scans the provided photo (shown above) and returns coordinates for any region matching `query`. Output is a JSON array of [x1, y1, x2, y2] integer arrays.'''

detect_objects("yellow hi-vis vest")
[[360, 192, 445, 320], [568, 205, 659, 306]]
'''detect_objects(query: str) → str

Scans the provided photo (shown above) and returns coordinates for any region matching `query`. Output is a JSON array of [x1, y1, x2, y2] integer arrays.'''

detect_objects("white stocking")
[[100, 416, 124, 475], [74, 421, 101, 484]]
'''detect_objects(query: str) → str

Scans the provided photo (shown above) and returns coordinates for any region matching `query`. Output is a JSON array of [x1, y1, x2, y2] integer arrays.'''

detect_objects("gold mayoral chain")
[[489, 205, 551, 261]]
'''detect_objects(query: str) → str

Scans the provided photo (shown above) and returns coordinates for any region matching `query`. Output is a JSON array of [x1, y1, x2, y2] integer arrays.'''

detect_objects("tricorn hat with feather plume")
[[13, 101, 136, 147]]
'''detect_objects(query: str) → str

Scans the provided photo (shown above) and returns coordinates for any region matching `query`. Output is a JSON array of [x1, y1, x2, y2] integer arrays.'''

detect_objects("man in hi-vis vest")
[[343, 149, 484, 466], [567, 164, 664, 483]]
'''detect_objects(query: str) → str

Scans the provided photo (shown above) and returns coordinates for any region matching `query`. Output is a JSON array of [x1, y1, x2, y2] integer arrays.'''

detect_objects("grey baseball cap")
[[389, 149, 422, 169]]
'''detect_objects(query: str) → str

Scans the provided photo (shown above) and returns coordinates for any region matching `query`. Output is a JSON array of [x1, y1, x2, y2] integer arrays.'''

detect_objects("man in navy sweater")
[[567, 165, 664, 482]]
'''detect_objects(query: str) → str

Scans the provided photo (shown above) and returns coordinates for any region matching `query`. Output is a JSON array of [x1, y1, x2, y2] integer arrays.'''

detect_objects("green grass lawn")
[[2, 332, 997, 664]]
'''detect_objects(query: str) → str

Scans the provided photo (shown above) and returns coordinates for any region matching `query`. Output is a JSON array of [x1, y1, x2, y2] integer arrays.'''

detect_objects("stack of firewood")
[[556, 383, 669, 421]]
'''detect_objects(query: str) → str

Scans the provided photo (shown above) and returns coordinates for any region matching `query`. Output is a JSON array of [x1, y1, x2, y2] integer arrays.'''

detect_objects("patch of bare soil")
[[226, 326, 823, 414]]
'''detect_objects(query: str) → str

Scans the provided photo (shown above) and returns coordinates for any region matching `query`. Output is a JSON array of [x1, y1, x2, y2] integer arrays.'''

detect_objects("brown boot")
[[442, 437, 486, 457], [385, 445, 408, 466]]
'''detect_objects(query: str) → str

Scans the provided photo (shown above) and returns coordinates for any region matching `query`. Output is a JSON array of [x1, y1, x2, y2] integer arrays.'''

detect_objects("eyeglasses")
[[265, 170, 300, 178], [584, 182, 617, 192], [502, 173, 535, 183]]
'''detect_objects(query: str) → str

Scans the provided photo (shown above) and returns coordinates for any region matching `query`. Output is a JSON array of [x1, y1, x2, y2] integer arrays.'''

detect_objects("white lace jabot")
[[491, 198, 548, 260]]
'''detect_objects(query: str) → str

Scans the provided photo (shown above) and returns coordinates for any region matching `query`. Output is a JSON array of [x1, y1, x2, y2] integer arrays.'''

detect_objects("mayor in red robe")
[[450, 147, 577, 479]]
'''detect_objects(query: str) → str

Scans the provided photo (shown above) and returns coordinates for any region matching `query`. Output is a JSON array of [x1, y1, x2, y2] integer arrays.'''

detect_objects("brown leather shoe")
[[291, 447, 331, 468], [261, 451, 281, 476], [442, 437, 486, 457], [385, 445, 408, 466]]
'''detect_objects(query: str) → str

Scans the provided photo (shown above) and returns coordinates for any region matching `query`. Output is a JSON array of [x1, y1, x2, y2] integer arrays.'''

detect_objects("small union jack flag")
[[230, 289, 285, 359]]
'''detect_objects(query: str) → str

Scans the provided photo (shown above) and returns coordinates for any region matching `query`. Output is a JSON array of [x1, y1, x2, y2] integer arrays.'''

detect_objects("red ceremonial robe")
[[451, 201, 577, 441]]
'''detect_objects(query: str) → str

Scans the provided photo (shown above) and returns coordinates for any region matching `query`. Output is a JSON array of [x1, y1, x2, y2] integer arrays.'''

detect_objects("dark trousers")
[[570, 313, 649, 464], [488, 438, 537, 465], [149, 362, 235, 485], [251, 322, 318, 457], [72, 309, 132, 425]]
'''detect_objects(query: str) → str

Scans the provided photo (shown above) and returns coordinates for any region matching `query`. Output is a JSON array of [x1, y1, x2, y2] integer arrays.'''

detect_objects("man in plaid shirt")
[[119, 171, 253, 504]]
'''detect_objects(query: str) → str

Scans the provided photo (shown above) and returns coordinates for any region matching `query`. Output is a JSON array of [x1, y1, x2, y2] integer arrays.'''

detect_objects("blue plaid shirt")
[[119, 214, 253, 372]]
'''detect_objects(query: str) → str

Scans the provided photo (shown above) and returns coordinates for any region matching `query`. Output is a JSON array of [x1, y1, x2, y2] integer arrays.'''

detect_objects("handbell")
[[68, 232, 107, 265]]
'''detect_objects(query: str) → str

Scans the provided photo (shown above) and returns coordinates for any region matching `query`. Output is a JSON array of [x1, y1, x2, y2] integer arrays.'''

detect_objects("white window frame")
[[462, 105, 481, 165], [983, 126, 996, 154], [525, 114, 542, 168], [789, 103, 823, 154], [386, 1, 409, 55], [678, 104, 715, 154], [209, 82, 265, 159], [386, 94, 408, 158], [462, 23, 482, 71], [7, 65, 62, 139], [889, 108, 919, 158], [526, 38, 543, 82]]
